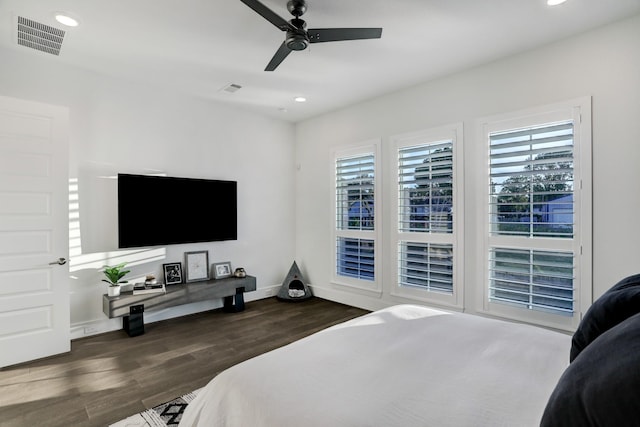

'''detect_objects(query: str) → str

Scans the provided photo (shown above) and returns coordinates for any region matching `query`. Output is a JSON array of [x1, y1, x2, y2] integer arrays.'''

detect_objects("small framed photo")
[[213, 261, 232, 279], [163, 262, 183, 285], [184, 251, 209, 282]]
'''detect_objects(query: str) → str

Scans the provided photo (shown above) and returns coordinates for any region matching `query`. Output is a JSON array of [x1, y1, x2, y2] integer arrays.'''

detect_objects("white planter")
[[107, 285, 121, 297]]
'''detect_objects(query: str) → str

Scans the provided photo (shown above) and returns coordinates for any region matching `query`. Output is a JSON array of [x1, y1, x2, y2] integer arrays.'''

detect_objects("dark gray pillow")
[[541, 312, 640, 427], [570, 273, 640, 362]]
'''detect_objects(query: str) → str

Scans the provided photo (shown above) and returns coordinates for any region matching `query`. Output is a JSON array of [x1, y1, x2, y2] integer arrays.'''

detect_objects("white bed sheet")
[[179, 304, 570, 427]]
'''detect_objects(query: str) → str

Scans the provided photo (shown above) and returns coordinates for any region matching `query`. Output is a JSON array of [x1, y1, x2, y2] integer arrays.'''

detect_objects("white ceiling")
[[2, 0, 639, 122]]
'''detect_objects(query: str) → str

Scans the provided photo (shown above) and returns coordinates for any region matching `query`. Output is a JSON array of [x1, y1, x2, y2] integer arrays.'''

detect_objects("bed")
[[179, 303, 572, 427]]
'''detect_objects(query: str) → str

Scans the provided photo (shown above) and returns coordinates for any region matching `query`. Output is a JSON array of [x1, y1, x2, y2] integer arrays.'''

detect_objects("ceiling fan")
[[239, 0, 383, 71]]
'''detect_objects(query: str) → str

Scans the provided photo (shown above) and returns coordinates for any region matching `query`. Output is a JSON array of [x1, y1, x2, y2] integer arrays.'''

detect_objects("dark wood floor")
[[0, 297, 369, 427]]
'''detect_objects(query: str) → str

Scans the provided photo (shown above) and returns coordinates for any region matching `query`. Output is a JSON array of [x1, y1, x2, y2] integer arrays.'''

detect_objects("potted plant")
[[102, 262, 130, 297]]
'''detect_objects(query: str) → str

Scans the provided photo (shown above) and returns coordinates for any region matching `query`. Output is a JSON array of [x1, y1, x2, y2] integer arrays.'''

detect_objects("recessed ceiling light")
[[54, 12, 80, 27], [547, 0, 567, 6], [294, 96, 307, 103]]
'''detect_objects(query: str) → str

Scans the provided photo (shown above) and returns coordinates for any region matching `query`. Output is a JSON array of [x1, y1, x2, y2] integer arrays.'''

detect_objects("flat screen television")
[[118, 173, 237, 248]]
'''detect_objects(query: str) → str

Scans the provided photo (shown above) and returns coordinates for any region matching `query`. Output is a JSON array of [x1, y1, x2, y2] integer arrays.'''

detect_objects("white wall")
[[2, 13, 639, 339], [1, 46, 296, 337], [295, 14, 640, 315]]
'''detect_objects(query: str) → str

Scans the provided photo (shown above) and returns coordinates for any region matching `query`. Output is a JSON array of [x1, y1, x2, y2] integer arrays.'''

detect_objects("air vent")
[[220, 83, 242, 93], [16, 16, 65, 56]]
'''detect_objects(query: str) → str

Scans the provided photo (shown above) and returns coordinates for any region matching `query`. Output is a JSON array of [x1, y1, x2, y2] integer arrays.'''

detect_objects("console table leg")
[[223, 295, 234, 312], [234, 289, 245, 312], [223, 287, 245, 313]]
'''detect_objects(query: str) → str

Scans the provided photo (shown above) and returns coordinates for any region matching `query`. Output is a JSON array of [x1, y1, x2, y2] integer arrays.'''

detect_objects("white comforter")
[[180, 304, 570, 427]]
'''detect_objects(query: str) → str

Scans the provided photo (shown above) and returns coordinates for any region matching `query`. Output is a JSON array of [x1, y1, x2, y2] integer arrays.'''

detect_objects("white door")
[[0, 95, 70, 368]]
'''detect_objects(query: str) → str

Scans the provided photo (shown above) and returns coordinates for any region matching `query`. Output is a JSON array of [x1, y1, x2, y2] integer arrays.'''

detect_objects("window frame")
[[390, 124, 464, 309], [477, 98, 592, 331], [331, 141, 382, 295]]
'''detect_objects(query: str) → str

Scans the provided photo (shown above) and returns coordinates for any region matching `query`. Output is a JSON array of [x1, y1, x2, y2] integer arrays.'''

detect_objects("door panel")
[[0, 95, 69, 368]]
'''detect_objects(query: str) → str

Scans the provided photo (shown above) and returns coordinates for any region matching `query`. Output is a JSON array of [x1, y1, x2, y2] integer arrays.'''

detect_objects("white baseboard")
[[308, 285, 391, 312]]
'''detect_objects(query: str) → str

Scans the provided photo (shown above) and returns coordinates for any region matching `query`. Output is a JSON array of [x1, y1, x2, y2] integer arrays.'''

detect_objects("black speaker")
[[124, 304, 144, 337]]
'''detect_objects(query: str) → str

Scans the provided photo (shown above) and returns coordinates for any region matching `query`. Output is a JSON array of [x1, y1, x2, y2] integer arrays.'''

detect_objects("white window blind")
[[336, 237, 375, 281], [490, 122, 574, 238], [399, 141, 453, 233], [336, 154, 375, 231], [488, 120, 576, 315], [489, 248, 574, 314], [395, 135, 458, 297], [399, 242, 453, 293], [335, 152, 376, 282]]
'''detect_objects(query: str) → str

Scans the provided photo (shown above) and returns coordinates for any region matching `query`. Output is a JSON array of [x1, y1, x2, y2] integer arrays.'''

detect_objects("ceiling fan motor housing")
[[286, 18, 309, 50], [286, 33, 309, 50]]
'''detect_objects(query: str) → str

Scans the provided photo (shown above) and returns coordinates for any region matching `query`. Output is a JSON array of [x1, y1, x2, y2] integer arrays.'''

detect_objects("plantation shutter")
[[489, 122, 574, 238], [336, 154, 375, 231], [488, 121, 575, 314], [335, 153, 375, 281], [489, 248, 574, 313], [398, 141, 453, 233], [397, 140, 454, 294]]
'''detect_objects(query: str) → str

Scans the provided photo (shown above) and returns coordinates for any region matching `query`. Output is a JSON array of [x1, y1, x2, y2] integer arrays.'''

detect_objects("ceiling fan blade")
[[265, 42, 292, 71], [239, 0, 296, 32], [308, 28, 383, 43], [307, 28, 382, 43]]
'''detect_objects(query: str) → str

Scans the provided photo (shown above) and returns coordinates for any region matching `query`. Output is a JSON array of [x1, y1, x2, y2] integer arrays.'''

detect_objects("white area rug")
[[109, 388, 201, 427]]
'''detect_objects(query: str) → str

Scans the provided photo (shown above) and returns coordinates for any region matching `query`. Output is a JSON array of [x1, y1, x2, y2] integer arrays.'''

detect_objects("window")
[[481, 99, 591, 330], [489, 122, 574, 239], [489, 248, 574, 313], [333, 143, 380, 292], [391, 126, 463, 308]]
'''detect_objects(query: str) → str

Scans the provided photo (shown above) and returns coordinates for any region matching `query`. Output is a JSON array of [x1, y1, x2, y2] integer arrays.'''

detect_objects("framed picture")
[[163, 262, 183, 285], [213, 261, 232, 279], [184, 251, 209, 282]]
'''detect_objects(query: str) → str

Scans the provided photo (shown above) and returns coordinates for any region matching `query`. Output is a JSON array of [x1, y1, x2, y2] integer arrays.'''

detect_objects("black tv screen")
[[118, 173, 237, 248]]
